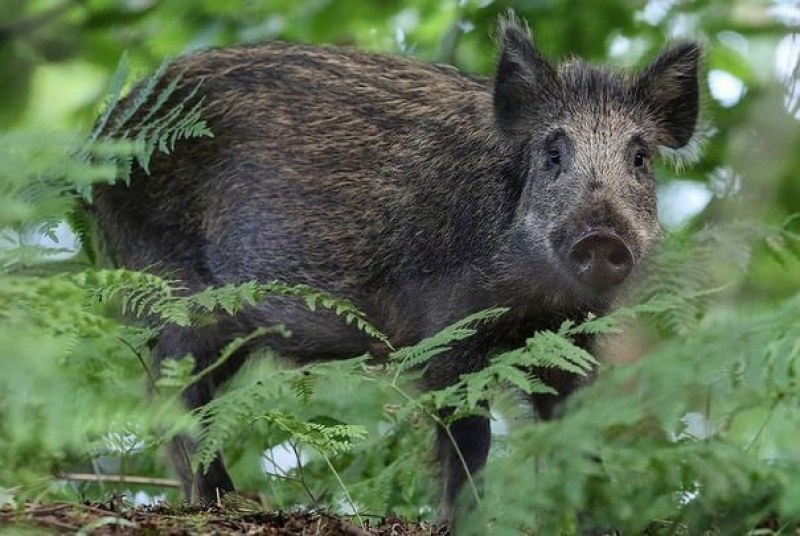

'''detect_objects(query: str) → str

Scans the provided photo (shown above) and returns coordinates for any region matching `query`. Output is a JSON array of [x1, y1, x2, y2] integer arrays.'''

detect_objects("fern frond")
[[290, 373, 316, 405], [155, 356, 196, 390], [112, 58, 172, 134], [195, 382, 367, 472], [87, 52, 132, 145], [390, 307, 507, 374], [130, 79, 210, 173]]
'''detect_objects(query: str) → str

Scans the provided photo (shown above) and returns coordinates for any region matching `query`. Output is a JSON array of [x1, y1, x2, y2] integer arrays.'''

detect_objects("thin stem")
[[745, 396, 781, 453], [387, 383, 481, 506], [289, 441, 318, 505], [118, 336, 157, 391], [320, 451, 364, 528], [176, 328, 266, 400]]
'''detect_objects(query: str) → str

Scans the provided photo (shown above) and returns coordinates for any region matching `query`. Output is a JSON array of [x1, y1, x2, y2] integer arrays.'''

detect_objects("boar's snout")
[[565, 231, 634, 292]]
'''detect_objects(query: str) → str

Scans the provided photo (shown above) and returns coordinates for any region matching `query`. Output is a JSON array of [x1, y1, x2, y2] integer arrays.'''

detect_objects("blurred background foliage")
[[2, 0, 800, 532]]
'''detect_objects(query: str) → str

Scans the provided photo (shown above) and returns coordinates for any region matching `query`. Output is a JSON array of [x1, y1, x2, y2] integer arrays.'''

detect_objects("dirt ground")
[[0, 501, 450, 535]]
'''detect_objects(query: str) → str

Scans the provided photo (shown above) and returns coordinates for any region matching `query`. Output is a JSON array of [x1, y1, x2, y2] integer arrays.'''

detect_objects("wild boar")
[[92, 15, 700, 522]]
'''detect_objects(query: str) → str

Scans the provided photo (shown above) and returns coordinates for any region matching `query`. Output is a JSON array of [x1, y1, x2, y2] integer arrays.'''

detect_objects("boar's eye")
[[544, 131, 567, 168], [633, 149, 647, 167]]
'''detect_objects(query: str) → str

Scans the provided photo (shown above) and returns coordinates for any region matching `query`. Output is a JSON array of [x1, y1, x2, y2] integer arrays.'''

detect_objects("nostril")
[[569, 244, 593, 266], [607, 246, 631, 267]]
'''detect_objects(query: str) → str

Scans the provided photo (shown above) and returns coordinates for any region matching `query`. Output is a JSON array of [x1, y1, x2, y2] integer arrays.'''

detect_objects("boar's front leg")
[[434, 410, 491, 525], [424, 349, 491, 524]]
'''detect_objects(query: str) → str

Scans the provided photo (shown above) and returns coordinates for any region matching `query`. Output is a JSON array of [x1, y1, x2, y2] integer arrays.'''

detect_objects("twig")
[[26, 504, 71, 516], [289, 441, 318, 505], [56, 472, 181, 488], [70, 502, 121, 516]]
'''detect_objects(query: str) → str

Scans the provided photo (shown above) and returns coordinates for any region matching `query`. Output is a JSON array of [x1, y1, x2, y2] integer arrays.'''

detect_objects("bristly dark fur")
[[92, 13, 701, 525]]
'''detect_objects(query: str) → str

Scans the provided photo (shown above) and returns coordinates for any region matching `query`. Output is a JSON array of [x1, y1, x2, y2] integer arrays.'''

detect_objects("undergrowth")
[[1, 54, 800, 536]]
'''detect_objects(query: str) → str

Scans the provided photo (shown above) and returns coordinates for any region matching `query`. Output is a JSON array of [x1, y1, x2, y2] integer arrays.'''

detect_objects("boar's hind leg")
[[153, 321, 249, 503]]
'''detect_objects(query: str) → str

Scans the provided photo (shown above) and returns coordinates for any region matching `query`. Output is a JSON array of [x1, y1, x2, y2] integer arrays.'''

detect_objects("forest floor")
[[0, 501, 449, 535], [2, 500, 794, 534]]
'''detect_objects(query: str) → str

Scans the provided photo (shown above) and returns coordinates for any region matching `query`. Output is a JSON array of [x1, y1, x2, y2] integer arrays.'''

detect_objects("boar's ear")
[[635, 42, 702, 149], [493, 15, 558, 137]]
